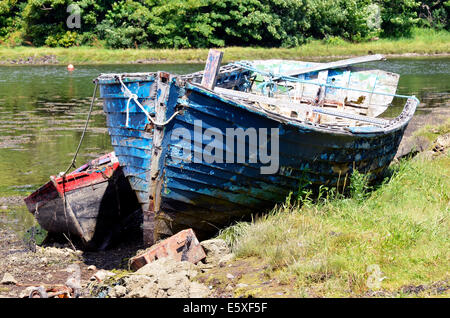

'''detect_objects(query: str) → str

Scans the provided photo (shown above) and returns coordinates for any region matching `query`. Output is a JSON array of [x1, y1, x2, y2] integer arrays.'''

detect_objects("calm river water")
[[0, 58, 448, 233]]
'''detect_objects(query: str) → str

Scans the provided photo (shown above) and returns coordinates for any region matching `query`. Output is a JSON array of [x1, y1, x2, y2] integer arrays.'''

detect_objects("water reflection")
[[0, 64, 204, 197]]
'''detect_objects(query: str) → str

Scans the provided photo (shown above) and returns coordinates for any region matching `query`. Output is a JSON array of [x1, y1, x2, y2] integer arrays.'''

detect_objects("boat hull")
[[97, 70, 417, 243], [153, 84, 412, 238], [24, 153, 142, 249]]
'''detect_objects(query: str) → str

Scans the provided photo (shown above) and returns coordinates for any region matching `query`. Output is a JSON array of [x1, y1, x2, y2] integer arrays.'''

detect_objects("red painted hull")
[[24, 152, 142, 249]]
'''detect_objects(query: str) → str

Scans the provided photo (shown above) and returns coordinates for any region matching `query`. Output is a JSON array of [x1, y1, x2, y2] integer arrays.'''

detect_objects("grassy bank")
[[205, 125, 449, 298], [0, 28, 449, 65]]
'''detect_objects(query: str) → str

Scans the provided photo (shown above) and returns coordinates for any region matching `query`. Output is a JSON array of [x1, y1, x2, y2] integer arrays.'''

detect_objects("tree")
[[378, 0, 420, 37]]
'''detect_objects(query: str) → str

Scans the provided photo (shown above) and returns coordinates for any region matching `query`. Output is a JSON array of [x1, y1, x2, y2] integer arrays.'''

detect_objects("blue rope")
[[257, 80, 278, 97], [233, 61, 419, 103]]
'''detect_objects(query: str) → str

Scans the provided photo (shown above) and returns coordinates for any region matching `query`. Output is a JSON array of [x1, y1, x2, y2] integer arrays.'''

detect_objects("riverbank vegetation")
[[0, 1, 449, 50], [1, 1, 449, 64], [214, 124, 449, 297], [0, 28, 449, 65]]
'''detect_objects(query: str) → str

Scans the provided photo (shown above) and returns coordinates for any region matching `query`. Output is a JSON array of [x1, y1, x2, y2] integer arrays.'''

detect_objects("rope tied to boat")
[[61, 80, 99, 177], [59, 81, 100, 247], [117, 76, 181, 128]]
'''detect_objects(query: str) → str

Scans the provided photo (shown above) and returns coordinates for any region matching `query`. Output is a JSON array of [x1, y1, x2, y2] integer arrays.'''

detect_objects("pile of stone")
[[91, 238, 234, 298]]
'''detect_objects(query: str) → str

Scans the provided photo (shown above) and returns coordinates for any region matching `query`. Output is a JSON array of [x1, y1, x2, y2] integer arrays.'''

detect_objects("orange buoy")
[[67, 64, 75, 71]]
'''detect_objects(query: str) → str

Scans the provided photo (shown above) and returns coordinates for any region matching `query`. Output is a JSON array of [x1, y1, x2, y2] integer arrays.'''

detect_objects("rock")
[[40, 247, 64, 257], [135, 260, 168, 277], [114, 285, 127, 298], [236, 283, 248, 289], [1, 273, 17, 285], [201, 239, 231, 264], [218, 253, 235, 266], [19, 287, 37, 298], [156, 289, 167, 298], [157, 271, 190, 291], [124, 275, 155, 293], [189, 282, 210, 298], [109, 285, 127, 298], [166, 277, 190, 298], [40, 246, 81, 259], [197, 263, 215, 272], [226, 273, 235, 280], [87, 265, 97, 271], [90, 270, 116, 282], [127, 282, 158, 298], [135, 257, 198, 278], [156, 272, 174, 290], [96, 256, 210, 299], [432, 133, 450, 154], [395, 135, 431, 159]]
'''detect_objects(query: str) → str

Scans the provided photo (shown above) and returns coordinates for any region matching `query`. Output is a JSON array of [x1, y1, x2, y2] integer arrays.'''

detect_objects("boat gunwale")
[[96, 69, 418, 138], [184, 82, 419, 137]]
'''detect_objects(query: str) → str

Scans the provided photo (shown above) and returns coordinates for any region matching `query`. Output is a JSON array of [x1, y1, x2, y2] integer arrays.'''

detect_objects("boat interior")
[[184, 58, 404, 128]]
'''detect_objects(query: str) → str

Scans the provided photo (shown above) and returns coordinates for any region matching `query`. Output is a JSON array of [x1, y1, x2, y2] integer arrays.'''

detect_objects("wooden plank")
[[283, 54, 385, 77], [201, 49, 224, 90], [129, 229, 206, 271], [145, 71, 172, 246]]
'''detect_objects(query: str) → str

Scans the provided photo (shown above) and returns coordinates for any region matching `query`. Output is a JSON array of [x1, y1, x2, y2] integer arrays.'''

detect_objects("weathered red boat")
[[24, 152, 142, 250]]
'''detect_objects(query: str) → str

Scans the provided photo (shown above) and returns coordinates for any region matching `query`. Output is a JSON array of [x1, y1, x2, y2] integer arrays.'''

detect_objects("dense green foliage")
[[0, 0, 448, 48]]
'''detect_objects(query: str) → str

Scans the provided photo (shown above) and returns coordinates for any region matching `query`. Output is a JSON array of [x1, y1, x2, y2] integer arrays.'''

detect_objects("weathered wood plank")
[[214, 86, 388, 126], [201, 49, 224, 90], [283, 54, 385, 77]]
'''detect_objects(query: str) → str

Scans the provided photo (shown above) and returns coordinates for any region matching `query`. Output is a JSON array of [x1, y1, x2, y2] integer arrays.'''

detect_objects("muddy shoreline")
[[0, 224, 145, 298]]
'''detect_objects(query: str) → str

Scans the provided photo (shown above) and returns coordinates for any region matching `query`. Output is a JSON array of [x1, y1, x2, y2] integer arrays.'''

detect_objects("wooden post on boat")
[[201, 49, 223, 90], [144, 71, 173, 246]]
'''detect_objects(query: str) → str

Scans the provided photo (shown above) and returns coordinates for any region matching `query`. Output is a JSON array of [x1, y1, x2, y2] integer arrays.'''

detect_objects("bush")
[[93, 0, 382, 49], [96, 0, 151, 49], [44, 30, 79, 47], [0, 0, 26, 41], [308, 0, 381, 42], [378, 0, 420, 37], [0, 0, 447, 48], [22, 0, 72, 46], [417, 0, 450, 30]]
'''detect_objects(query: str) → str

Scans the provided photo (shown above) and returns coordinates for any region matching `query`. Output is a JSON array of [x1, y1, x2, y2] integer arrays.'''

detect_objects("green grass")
[[0, 28, 449, 65], [414, 118, 450, 143], [219, 147, 449, 297]]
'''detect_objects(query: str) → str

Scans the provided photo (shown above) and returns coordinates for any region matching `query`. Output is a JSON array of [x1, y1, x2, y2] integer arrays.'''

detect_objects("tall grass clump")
[[219, 153, 449, 296]]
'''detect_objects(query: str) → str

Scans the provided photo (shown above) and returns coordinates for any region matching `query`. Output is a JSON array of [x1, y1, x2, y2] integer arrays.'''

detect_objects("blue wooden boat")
[[96, 57, 419, 245]]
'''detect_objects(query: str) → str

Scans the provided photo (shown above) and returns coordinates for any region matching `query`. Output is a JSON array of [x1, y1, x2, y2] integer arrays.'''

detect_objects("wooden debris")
[[129, 229, 206, 271]]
